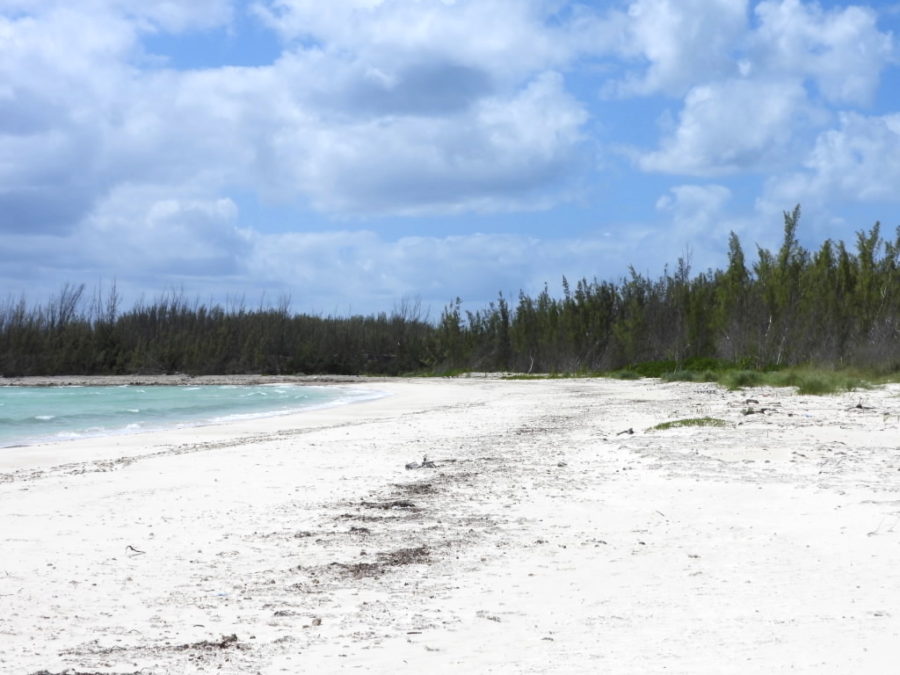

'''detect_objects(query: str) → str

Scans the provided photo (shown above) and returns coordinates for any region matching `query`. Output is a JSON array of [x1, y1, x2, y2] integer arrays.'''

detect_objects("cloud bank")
[[0, 0, 897, 312]]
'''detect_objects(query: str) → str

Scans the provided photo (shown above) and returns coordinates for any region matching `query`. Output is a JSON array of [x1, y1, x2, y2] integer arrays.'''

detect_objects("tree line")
[[2, 207, 898, 377]]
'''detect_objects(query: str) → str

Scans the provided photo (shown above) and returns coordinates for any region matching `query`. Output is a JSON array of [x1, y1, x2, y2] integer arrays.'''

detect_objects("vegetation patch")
[[607, 369, 641, 380], [5, 210, 900, 379], [661, 369, 719, 383], [497, 362, 877, 396], [650, 417, 729, 431], [719, 368, 869, 394]]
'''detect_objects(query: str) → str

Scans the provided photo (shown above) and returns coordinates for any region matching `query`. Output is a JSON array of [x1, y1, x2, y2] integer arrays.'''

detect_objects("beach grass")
[[624, 363, 887, 395], [442, 361, 891, 396], [714, 368, 871, 394]]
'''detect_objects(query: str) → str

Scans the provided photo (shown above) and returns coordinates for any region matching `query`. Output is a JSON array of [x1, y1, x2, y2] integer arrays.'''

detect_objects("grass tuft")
[[719, 370, 765, 390], [607, 369, 641, 380], [494, 361, 884, 395]]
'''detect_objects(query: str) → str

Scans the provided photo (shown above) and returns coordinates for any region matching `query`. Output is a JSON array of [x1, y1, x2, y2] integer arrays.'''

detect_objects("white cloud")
[[1, 0, 898, 314], [233, 226, 662, 311], [652, 184, 743, 269], [639, 78, 815, 175], [120, 0, 234, 33], [607, 0, 749, 96], [79, 188, 250, 278], [0, 0, 597, 238], [253, 0, 589, 81], [765, 112, 900, 206], [657, 184, 732, 228], [0, 216, 659, 314], [282, 71, 589, 215], [630, 0, 896, 178], [0, 0, 234, 33], [752, 0, 894, 105], [604, 0, 895, 102]]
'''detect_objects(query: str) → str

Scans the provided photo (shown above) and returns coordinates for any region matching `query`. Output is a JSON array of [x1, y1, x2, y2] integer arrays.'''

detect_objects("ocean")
[[0, 384, 380, 448]]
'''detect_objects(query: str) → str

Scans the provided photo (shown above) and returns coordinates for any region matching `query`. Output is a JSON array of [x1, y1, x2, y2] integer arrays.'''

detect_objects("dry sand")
[[2, 376, 900, 674]]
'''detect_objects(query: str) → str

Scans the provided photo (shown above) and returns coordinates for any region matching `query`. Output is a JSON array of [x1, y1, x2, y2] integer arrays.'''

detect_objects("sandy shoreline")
[[2, 376, 900, 673]]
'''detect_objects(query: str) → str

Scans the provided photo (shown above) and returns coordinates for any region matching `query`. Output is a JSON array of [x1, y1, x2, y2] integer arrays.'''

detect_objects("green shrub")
[[662, 370, 697, 382], [608, 369, 641, 380], [720, 370, 764, 389]]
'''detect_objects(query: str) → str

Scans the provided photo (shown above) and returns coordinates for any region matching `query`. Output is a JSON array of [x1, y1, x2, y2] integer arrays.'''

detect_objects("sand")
[[1, 376, 899, 674]]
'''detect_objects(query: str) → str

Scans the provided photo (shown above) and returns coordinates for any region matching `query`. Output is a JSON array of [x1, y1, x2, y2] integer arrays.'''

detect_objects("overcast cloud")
[[1, 0, 898, 313]]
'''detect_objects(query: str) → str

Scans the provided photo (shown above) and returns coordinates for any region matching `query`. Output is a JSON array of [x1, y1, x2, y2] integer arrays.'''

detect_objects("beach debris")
[[380, 545, 430, 566], [616, 427, 634, 436], [330, 545, 431, 578], [476, 610, 502, 623], [395, 481, 437, 496], [125, 544, 146, 555], [174, 633, 239, 651], [31, 671, 144, 675], [741, 407, 767, 415], [405, 454, 437, 470], [745, 398, 760, 404], [362, 499, 416, 510]]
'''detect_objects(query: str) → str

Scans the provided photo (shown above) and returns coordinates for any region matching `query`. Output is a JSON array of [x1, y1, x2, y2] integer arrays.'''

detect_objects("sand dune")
[[2, 376, 899, 673]]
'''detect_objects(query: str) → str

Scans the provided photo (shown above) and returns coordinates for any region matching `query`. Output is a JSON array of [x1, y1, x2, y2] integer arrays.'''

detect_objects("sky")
[[1, 0, 899, 317]]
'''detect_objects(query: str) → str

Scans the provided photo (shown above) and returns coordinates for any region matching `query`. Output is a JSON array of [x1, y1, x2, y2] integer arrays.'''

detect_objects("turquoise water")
[[0, 385, 379, 448]]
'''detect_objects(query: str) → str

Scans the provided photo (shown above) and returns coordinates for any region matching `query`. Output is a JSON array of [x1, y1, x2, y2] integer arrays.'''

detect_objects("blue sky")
[[1, 0, 899, 316]]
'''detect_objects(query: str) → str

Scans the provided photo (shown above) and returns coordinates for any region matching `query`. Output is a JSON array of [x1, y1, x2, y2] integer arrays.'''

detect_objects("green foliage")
[[606, 369, 641, 380], [661, 370, 719, 383], [0, 287, 434, 377], [719, 370, 766, 389], [650, 417, 729, 431], [717, 368, 867, 394], [4, 208, 900, 379], [502, 372, 581, 380], [767, 370, 868, 395]]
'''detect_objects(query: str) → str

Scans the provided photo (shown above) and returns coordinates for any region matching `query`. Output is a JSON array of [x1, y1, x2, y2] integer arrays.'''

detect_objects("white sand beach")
[[2, 376, 900, 674]]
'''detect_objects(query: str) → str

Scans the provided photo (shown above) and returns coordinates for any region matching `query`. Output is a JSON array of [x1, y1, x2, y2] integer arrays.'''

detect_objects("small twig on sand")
[[616, 428, 634, 436], [125, 545, 146, 555], [742, 407, 767, 416], [406, 454, 436, 470]]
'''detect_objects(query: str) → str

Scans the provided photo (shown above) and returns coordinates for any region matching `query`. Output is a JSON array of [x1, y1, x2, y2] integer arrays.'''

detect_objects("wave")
[[0, 384, 388, 449]]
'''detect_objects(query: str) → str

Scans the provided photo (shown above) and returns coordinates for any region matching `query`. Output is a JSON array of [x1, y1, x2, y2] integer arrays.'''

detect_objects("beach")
[[2, 375, 900, 673]]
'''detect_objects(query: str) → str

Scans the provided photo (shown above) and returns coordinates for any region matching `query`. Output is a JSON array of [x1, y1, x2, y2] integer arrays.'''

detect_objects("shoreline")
[[0, 373, 389, 387], [0, 379, 390, 452], [2, 377, 900, 672]]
